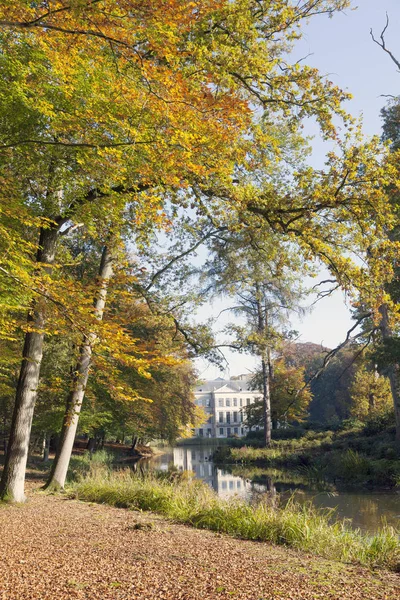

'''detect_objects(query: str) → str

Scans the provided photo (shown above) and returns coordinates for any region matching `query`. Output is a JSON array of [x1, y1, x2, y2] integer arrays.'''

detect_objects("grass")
[[69, 449, 115, 471], [69, 463, 400, 572], [215, 427, 400, 488]]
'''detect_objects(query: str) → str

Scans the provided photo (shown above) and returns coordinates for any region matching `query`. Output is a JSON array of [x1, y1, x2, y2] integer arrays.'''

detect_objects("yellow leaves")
[[0, 0, 358, 200], [349, 366, 392, 422]]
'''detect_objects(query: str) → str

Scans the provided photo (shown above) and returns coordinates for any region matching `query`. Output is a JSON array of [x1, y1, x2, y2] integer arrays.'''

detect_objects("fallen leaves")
[[0, 484, 399, 600]]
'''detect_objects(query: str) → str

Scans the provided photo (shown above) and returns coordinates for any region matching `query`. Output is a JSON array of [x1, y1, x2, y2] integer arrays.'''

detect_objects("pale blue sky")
[[196, 1, 400, 379]]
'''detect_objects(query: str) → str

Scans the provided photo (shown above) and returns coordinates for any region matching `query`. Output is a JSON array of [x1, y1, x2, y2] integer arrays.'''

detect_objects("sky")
[[194, 0, 400, 380]]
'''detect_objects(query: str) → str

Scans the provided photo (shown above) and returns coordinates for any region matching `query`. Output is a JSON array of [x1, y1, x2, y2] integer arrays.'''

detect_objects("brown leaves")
[[0, 489, 399, 600]]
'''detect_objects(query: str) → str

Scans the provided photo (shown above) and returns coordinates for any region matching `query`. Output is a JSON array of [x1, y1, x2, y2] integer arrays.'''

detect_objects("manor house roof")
[[195, 379, 256, 393]]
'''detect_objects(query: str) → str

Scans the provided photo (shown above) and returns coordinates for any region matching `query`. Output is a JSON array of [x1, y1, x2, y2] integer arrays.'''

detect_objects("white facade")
[[193, 378, 261, 439], [173, 446, 253, 498]]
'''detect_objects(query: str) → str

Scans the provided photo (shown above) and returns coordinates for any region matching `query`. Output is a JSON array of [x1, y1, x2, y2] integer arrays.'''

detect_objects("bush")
[[363, 410, 396, 436], [68, 450, 115, 481], [271, 428, 306, 440]]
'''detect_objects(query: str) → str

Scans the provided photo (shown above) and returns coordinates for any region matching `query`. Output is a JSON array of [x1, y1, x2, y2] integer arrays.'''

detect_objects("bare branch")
[[281, 312, 374, 419], [59, 223, 84, 237], [305, 312, 372, 382], [370, 13, 400, 71], [311, 278, 338, 290], [309, 282, 340, 306], [145, 226, 227, 292]]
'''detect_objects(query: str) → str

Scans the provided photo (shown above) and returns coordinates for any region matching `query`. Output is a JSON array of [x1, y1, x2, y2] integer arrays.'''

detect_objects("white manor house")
[[193, 377, 261, 439]]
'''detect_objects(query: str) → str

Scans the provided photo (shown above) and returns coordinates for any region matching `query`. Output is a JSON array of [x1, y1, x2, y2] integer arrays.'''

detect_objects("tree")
[[45, 243, 115, 490], [349, 365, 392, 422], [245, 359, 311, 430], [61, 269, 203, 448], [346, 17, 400, 442], [2, 0, 398, 499], [201, 225, 310, 445], [0, 0, 333, 500]]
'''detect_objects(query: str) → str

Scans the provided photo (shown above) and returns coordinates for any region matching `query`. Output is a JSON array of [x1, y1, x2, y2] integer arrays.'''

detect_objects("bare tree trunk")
[[45, 245, 113, 490], [261, 354, 272, 447], [255, 290, 271, 448], [0, 226, 59, 502], [1, 410, 8, 455], [86, 437, 96, 453], [367, 365, 379, 415], [379, 304, 400, 445], [42, 432, 50, 463]]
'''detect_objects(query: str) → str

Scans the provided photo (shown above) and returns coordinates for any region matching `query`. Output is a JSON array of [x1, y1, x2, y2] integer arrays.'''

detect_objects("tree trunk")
[[42, 432, 50, 463], [255, 291, 272, 448], [86, 437, 96, 453], [379, 304, 400, 445], [367, 365, 379, 415], [45, 245, 113, 490], [261, 355, 272, 447], [1, 411, 7, 454], [0, 226, 59, 502]]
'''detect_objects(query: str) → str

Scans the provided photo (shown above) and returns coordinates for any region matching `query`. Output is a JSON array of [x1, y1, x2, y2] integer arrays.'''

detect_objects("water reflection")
[[149, 445, 253, 499], [145, 443, 400, 534]]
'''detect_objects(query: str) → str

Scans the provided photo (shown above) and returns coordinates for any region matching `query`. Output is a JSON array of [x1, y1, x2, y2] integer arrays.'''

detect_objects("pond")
[[143, 443, 400, 534]]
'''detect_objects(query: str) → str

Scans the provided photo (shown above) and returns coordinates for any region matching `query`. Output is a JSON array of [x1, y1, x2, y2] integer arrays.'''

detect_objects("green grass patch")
[[67, 450, 116, 481], [218, 428, 400, 488], [70, 467, 400, 571]]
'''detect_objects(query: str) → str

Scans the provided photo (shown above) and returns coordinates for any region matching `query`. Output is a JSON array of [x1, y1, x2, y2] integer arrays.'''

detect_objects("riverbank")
[[70, 465, 400, 571], [214, 427, 400, 488], [1, 483, 399, 600]]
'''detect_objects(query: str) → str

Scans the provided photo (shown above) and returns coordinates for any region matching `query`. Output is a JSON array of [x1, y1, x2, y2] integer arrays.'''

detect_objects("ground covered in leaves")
[[0, 479, 399, 600]]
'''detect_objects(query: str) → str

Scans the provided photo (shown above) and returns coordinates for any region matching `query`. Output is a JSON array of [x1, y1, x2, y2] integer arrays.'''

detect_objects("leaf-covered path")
[[0, 487, 399, 600]]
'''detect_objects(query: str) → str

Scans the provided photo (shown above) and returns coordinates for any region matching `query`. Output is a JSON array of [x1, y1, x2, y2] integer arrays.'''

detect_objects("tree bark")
[[86, 437, 96, 453], [1, 411, 7, 454], [45, 245, 113, 490], [255, 291, 271, 447], [42, 432, 50, 462], [261, 354, 272, 446], [379, 304, 400, 445], [0, 225, 59, 502]]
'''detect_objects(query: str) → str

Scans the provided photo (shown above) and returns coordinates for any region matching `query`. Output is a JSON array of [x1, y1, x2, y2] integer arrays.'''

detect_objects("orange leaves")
[[0, 1, 354, 201]]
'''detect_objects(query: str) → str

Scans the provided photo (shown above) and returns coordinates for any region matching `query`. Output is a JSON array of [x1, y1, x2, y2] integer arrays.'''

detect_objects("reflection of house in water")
[[173, 446, 252, 498]]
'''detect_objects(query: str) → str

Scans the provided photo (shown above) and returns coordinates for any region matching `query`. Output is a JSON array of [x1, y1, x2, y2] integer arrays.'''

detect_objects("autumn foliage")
[[1, 0, 400, 501]]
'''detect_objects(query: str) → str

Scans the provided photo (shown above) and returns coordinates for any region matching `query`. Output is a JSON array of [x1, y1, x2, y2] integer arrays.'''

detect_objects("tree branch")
[[145, 226, 227, 292], [370, 13, 400, 71]]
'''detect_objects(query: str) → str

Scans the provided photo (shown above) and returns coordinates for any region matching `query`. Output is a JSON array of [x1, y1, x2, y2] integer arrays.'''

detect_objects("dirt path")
[[0, 484, 399, 600]]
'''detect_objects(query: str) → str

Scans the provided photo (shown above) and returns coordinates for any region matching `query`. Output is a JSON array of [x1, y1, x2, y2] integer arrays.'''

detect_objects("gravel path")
[[0, 482, 399, 600]]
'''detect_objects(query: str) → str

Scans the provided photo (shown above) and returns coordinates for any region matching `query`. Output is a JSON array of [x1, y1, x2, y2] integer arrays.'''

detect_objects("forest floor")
[[0, 469, 399, 600]]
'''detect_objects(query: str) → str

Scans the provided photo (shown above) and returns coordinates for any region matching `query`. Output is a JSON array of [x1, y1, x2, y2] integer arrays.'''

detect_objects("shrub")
[[363, 410, 395, 436]]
